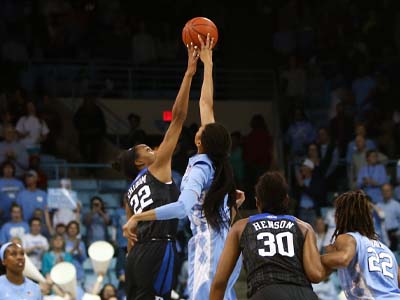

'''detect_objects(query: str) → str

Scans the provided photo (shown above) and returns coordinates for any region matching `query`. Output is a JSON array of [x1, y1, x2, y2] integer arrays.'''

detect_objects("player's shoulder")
[[190, 154, 213, 168], [232, 218, 249, 230], [334, 233, 358, 247], [293, 217, 313, 234], [233, 217, 249, 239]]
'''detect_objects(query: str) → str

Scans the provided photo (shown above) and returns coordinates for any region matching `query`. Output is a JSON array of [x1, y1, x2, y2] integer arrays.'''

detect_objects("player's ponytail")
[[201, 123, 236, 232]]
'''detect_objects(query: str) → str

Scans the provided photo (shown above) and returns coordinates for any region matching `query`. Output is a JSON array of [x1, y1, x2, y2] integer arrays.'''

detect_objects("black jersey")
[[239, 213, 311, 298], [127, 168, 179, 241]]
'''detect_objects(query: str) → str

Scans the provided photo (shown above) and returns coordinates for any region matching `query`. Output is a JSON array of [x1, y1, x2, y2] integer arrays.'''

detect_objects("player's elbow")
[[306, 269, 325, 283], [171, 105, 187, 122]]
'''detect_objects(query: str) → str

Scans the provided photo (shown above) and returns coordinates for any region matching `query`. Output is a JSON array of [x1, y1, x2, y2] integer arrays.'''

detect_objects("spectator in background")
[[346, 122, 376, 164], [378, 184, 400, 251], [242, 115, 273, 209], [243, 115, 273, 190], [32, 208, 51, 239], [285, 108, 317, 157], [73, 96, 107, 163], [39, 95, 63, 155], [16, 101, 49, 154], [0, 112, 14, 139], [0, 126, 28, 176], [351, 64, 376, 117], [65, 221, 87, 284], [41, 234, 73, 278], [55, 223, 67, 237], [230, 131, 244, 189], [295, 158, 326, 226], [317, 127, 339, 179], [349, 135, 368, 189], [99, 283, 118, 300], [0, 161, 24, 224], [126, 113, 146, 147], [28, 155, 48, 190], [52, 178, 80, 228], [329, 102, 354, 156], [0, 203, 29, 244], [112, 196, 127, 300], [16, 170, 52, 235], [83, 196, 110, 245], [357, 150, 388, 204], [21, 217, 49, 272]]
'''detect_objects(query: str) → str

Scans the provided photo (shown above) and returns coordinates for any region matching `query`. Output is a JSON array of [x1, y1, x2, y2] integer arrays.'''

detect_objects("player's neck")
[[6, 271, 24, 285]]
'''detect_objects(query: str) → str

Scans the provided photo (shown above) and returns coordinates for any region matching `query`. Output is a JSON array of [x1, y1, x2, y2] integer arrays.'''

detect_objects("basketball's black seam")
[[190, 26, 210, 37], [188, 27, 199, 44]]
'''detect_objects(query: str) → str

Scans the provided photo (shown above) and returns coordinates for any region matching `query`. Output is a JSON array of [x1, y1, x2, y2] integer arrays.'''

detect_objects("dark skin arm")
[[210, 218, 246, 300], [296, 218, 328, 282], [198, 33, 215, 126], [123, 45, 198, 244], [321, 234, 357, 270], [149, 44, 199, 183]]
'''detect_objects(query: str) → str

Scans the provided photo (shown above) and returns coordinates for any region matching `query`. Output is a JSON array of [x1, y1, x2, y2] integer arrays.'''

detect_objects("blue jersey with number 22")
[[338, 232, 400, 300]]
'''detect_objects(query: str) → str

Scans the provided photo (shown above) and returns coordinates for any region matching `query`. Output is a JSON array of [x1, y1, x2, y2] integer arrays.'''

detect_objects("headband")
[[0, 242, 22, 260]]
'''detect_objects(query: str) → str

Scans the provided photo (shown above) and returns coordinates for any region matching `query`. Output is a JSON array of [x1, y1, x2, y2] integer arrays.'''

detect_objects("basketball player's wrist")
[[185, 71, 195, 78]]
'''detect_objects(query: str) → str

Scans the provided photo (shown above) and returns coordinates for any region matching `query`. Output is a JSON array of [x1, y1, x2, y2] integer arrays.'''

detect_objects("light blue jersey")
[[181, 154, 241, 300], [0, 275, 41, 300], [338, 232, 400, 300]]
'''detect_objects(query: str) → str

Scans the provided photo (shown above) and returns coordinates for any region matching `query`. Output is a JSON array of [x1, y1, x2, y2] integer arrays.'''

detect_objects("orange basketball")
[[182, 17, 218, 48]]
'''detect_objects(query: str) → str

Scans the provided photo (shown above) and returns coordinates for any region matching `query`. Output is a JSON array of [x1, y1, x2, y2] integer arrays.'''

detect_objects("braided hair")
[[332, 190, 377, 242]]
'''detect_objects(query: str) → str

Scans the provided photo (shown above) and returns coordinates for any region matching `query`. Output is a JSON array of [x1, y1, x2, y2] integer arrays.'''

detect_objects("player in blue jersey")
[[322, 190, 400, 299], [114, 44, 199, 300], [210, 171, 325, 300], [124, 34, 244, 300], [0, 242, 42, 300]]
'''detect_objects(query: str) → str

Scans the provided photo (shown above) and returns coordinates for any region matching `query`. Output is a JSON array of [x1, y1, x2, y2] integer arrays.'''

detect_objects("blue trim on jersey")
[[249, 213, 295, 223], [128, 167, 148, 188], [154, 241, 175, 296]]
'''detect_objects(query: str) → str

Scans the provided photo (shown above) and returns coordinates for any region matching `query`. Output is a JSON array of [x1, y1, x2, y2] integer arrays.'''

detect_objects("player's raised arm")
[[149, 44, 199, 182], [198, 33, 215, 125]]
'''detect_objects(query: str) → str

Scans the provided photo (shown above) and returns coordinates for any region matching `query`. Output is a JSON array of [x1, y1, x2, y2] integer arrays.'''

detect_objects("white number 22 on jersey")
[[367, 247, 394, 279], [257, 232, 295, 257], [130, 185, 153, 214]]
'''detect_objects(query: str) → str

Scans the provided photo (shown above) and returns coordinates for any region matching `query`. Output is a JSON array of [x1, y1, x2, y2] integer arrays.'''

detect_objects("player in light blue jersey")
[[322, 190, 400, 299], [0, 242, 42, 300], [124, 33, 243, 300]]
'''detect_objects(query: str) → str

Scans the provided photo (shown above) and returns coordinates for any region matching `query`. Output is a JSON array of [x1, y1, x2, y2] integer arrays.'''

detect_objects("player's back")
[[126, 168, 179, 240], [339, 232, 400, 300], [240, 213, 312, 298]]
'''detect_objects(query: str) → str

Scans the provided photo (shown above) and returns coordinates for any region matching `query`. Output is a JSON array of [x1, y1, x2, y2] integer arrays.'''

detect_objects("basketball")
[[182, 17, 218, 48]]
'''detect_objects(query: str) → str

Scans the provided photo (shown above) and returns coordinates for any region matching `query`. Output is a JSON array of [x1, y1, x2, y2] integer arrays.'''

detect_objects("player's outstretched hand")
[[235, 190, 245, 208], [198, 33, 214, 65], [186, 42, 199, 77], [123, 218, 138, 245]]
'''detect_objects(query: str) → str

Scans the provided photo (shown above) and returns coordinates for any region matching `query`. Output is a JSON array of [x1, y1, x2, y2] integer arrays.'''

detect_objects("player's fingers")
[[206, 33, 210, 48], [210, 37, 214, 49], [198, 34, 205, 49]]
